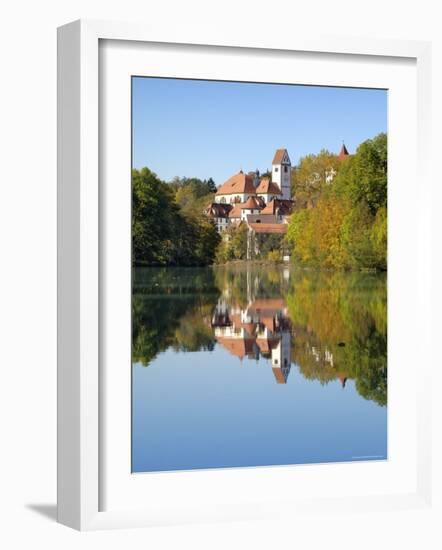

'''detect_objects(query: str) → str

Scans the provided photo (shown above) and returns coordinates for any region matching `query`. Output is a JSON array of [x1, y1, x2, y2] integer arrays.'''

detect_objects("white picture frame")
[[57, 19, 434, 531]]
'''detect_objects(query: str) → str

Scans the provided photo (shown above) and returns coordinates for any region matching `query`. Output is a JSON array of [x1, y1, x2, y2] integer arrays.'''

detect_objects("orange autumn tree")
[[287, 194, 349, 268], [287, 133, 387, 270]]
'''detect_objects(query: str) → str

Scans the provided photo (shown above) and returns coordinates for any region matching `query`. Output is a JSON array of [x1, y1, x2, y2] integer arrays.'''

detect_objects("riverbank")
[[213, 259, 385, 273]]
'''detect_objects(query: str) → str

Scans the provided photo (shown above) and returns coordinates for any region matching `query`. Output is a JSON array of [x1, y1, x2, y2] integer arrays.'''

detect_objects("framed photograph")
[[57, 20, 433, 530]]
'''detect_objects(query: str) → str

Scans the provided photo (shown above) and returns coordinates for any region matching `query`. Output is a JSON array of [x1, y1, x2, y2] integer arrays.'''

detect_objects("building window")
[[274, 167, 279, 172], [284, 166, 288, 173]]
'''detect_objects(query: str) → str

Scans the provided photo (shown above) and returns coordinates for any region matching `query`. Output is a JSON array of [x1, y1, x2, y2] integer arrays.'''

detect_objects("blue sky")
[[132, 77, 387, 185]]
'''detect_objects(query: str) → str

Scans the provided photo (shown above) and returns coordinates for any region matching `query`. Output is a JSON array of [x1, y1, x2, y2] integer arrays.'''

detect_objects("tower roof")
[[338, 143, 350, 160], [272, 148, 291, 165]]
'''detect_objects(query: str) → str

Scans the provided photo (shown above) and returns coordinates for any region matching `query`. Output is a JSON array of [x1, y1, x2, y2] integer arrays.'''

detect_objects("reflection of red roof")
[[272, 367, 287, 384], [248, 222, 288, 234], [249, 299, 286, 311], [260, 316, 276, 332], [240, 322, 256, 334], [229, 313, 242, 326], [228, 313, 256, 335], [216, 172, 256, 195], [337, 374, 348, 388], [257, 337, 280, 353], [216, 337, 256, 359], [256, 338, 271, 353], [255, 178, 281, 195]]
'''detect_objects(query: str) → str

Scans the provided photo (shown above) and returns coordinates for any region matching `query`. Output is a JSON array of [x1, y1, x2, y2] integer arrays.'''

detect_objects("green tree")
[[206, 177, 217, 193], [231, 223, 248, 259], [340, 201, 376, 268], [291, 149, 341, 208], [287, 133, 387, 270], [132, 168, 220, 266], [132, 167, 180, 266], [333, 133, 387, 214], [370, 206, 387, 269]]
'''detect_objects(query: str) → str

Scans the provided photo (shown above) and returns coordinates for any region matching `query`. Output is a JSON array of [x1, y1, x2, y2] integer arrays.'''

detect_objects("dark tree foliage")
[[206, 177, 217, 193], [132, 168, 220, 266]]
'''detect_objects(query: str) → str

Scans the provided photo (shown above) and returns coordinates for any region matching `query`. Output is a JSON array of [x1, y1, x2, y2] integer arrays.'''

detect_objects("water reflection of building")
[[211, 298, 292, 384]]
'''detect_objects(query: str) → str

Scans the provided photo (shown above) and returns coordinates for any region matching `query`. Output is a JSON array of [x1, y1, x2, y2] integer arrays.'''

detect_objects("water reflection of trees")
[[132, 265, 387, 406], [132, 267, 219, 365], [287, 272, 387, 406]]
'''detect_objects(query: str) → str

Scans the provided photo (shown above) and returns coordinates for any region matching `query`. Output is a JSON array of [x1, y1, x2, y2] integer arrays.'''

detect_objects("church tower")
[[272, 149, 291, 200]]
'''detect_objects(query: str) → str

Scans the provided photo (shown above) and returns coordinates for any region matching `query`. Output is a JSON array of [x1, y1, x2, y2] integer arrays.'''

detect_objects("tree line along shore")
[[132, 133, 387, 270]]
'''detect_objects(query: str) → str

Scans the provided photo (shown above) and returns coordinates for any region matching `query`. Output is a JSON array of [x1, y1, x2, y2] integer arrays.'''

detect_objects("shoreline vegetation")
[[132, 133, 387, 271], [210, 258, 382, 271]]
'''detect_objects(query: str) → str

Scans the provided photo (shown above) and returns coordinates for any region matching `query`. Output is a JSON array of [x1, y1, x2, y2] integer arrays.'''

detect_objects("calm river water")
[[132, 264, 387, 472]]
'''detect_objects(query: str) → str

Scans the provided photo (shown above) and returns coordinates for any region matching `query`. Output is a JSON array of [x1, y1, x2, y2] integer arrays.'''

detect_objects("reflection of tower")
[[271, 330, 291, 384], [337, 374, 347, 388], [212, 281, 293, 383], [246, 266, 252, 303]]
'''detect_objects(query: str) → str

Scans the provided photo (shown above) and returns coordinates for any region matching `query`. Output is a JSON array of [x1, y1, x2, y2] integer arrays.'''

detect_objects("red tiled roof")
[[228, 204, 242, 218], [246, 214, 279, 224], [272, 149, 289, 164], [255, 178, 281, 195], [206, 203, 233, 218], [240, 196, 261, 210], [255, 196, 266, 208], [260, 199, 277, 215], [260, 199, 293, 216], [216, 172, 256, 195], [248, 222, 288, 234]]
